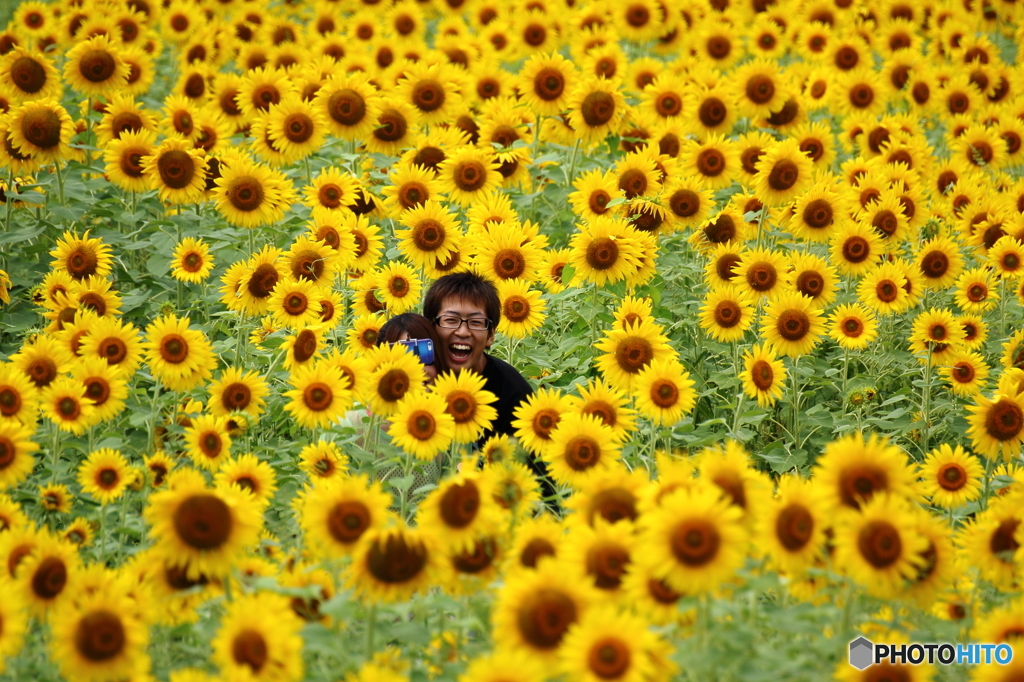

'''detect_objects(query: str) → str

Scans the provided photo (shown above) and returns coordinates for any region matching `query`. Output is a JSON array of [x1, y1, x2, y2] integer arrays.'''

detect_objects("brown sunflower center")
[[440, 481, 479, 528], [157, 149, 196, 190], [857, 520, 902, 568], [328, 500, 370, 544], [671, 519, 720, 566], [773, 502, 813, 550], [303, 382, 334, 411], [173, 493, 232, 550], [75, 610, 125, 662], [21, 107, 62, 150], [227, 175, 264, 212], [412, 79, 445, 112], [767, 159, 799, 191], [751, 359, 774, 390], [159, 333, 189, 364], [839, 464, 887, 508], [776, 309, 810, 341], [373, 108, 408, 143], [985, 398, 1024, 442], [232, 630, 268, 673], [581, 91, 615, 126], [79, 49, 117, 83], [517, 588, 577, 649], [618, 168, 647, 199]]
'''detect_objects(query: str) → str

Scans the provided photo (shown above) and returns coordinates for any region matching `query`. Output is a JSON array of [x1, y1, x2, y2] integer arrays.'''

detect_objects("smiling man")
[[423, 271, 533, 441]]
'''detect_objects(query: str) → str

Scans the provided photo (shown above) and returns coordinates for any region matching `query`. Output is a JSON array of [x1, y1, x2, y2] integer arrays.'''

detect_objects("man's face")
[[434, 297, 493, 375]]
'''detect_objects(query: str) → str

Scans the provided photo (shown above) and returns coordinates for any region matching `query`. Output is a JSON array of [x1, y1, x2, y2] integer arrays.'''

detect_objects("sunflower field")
[[4, 0, 1024, 680]]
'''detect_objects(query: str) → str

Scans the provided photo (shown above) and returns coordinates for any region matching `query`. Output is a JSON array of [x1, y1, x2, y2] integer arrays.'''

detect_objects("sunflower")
[[300, 474, 390, 559], [825, 303, 877, 351], [0, 47, 61, 103], [38, 482, 72, 513], [426, 370, 497, 444], [170, 237, 214, 284], [567, 216, 644, 288], [917, 443, 983, 510], [909, 308, 965, 363], [212, 591, 304, 682], [74, 357, 128, 428], [940, 351, 990, 397], [0, 419, 38, 490], [830, 220, 885, 276], [12, 333, 70, 390], [565, 76, 627, 145], [265, 96, 326, 164], [284, 362, 353, 429], [568, 169, 623, 222], [145, 470, 263, 580], [812, 432, 919, 513], [735, 343, 786, 408], [393, 200, 460, 271], [594, 318, 675, 392], [958, 495, 1022, 590], [268, 278, 323, 331], [954, 267, 999, 312], [759, 292, 824, 358], [680, 133, 740, 191], [756, 475, 825, 575], [635, 482, 745, 595], [395, 60, 464, 125], [41, 377, 95, 435], [613, 151, 661, 200], [63, 34, 129, 98], [375, 261, 422, 315], [632, 358, 696, 427], [731, 246, 785, 301], [388, 390, 456, 461], [143, 450, 174, 488], [362, 96, 420, 156], [313, 71, 382, 142], [494, 278, 546, 339], [294, 441, 347, 483], [988, 235, 1024, 278], [538, 412, 620, 489], [142, 136, 207, 205], [753, 139, 814, 206], [509, 387, 572, 459], [492, 557, 595, 659], [858, 192, 911, 245], [16, 532, 74, 614], [50, 582, 149, 682], [833, 492, 928, 598], [104, 128, 156, 193], [213, 454, 278, 508], [967, 391, 1024, 461], [143, 314, 216, 392], [183, 415, 232, 471], [347, 524, 437, 603], [437, 146, 502, 207], [516, 51, 576, 117], [77, 448, 131, 504], [207, 367, 268, 419], [661, 178, 714, 233], [6, 98, 73, 163], [213, 153, 295, 229], [857, 261, 911, 315]]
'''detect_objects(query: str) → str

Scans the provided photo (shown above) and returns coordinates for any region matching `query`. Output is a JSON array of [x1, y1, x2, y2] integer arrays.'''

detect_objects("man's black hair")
[[423, 271, 501, 327]]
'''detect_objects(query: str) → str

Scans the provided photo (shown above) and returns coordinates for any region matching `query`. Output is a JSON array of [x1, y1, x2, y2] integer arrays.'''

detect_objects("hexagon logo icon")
[[849, 637, 873, 670]]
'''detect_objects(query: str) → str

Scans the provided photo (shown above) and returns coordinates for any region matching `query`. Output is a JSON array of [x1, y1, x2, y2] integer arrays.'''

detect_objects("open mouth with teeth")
[[449, 343, 473, 364]]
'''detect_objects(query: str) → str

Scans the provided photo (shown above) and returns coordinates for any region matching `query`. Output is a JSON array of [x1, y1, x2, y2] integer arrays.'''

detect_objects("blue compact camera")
[[396, 338, 435, 365]]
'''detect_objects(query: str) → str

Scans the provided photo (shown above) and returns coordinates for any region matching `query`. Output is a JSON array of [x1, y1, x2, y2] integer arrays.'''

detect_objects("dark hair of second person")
[[375, 312, 448, 377]]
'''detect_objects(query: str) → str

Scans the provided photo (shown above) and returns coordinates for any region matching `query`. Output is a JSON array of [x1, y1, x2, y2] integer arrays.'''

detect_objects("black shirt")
[[478, 353, 533, 441]]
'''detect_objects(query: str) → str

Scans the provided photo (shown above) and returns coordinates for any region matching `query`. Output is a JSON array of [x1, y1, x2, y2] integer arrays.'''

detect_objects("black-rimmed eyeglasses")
[[434, 315, 492, 331]]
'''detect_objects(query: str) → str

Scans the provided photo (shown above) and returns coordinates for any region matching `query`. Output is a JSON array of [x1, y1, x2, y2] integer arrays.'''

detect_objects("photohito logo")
[[849, 637, 1014, 669]]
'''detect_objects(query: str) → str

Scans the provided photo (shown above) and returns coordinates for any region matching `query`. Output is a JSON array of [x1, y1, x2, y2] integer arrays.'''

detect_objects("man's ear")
[[485, 330, 494, 349]]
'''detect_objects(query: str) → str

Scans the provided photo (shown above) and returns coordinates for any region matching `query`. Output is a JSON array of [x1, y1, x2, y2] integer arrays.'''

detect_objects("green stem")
[[981, 454, 996, 511], [790, 356, 801, 446], [50, 424, 61, 482], [54, 160, 66, 208], [841, 346, 850, 400], [566, 139, 581, 184], [921, 344, 933, 455], [98, 502, 106, 566], [366, 603, 377, 661]]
